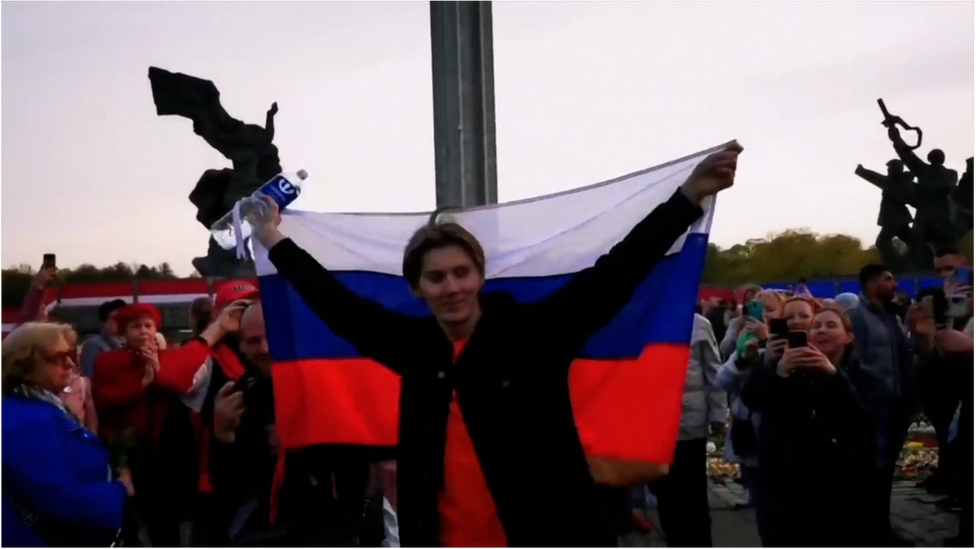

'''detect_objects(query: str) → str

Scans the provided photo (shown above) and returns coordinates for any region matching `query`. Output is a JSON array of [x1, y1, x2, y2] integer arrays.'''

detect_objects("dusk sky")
[[2, 1, 973, 275]]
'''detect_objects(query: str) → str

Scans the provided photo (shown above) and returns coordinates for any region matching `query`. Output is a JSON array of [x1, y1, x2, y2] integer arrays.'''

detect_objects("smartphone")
[[769, 318, 789, 339], [946, 294, 970, 318], [743, 300, 765, 321], [42, 253, 56, 269], [950, 267, 974, 290], [787, 331, 808, 348], [235, 372, 259, 395], [920, 294, 949, 326]]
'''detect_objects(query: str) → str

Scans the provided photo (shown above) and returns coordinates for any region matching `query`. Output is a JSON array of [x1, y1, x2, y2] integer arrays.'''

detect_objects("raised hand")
[[139, 341, 160, 387], [799, 347, 837, 376], [251, 196, 286, 249], [681, 141, 744, 203], [31, 266, 57, 290], [743, 318, 769, 340], [216, 299, 250, 334], [765, 338, 788, 365], [778, 346, 836, 377]]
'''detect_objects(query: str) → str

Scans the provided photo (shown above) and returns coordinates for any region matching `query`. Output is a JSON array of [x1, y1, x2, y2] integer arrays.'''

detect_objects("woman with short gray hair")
[[2, 322, 133, 547]]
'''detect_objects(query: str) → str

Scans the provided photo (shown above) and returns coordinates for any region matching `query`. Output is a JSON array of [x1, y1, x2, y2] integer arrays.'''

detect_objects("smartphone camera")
[[787, 331, 808, 349], [744, 300, 765, 321], [946, 294, 970, 319], [919, 290, 951, 327], [769, 318, 789, 339]]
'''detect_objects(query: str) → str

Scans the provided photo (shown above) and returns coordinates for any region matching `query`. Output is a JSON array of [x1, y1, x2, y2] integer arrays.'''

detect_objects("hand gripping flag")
[[254, 143, 723, 479]]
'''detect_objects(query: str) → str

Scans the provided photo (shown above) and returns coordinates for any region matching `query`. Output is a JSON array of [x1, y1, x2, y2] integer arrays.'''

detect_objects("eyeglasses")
[[42, 351, 74, 366]]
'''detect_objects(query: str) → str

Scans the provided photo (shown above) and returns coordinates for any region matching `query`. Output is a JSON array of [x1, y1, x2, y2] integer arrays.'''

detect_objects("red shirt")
[[92, 340, 210, 447], [437, 340, 508, 547]]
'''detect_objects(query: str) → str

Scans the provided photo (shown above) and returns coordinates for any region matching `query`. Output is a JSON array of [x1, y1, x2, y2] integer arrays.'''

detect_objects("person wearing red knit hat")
[[92, 301, 247, 547]]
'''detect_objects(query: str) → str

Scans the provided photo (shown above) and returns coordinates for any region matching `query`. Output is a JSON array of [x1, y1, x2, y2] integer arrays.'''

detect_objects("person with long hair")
[[720, 290, 784, 359], [741, 306, 879, 546], [250, 143, 743, 546]]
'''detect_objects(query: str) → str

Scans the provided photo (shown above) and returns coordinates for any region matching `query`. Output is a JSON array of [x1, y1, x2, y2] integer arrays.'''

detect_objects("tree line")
[[3, 229, 971, 307], [701, 229, 972, 285], [1, 262, 185, 308]]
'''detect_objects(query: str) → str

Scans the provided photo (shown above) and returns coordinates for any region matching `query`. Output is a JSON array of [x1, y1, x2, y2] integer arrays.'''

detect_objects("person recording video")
[[209, 302, 372, 547], [909, 286, 972, 547], [740, 305, 879, 547]]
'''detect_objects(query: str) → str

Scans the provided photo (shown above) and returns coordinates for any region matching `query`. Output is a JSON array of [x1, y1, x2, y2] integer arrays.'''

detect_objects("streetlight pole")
[[429, 1, 498, 209]]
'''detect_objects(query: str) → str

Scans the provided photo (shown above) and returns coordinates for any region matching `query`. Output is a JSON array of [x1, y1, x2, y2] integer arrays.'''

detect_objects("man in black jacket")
[[252, 142, 743, 547], [210, 302, 371, 546]]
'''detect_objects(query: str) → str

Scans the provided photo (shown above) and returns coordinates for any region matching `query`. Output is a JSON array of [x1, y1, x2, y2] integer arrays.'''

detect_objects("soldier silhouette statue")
[[855, 160, 916, 272], [148, 67, 282, 277], [953, 157, 974, 236], [859, 99, 967, 272]]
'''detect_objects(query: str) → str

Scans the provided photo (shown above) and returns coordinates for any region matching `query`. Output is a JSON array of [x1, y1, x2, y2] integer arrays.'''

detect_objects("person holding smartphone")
[[719, 291, 784, 360], [92, 302, 244, 547], [15, 256, 58, 327], [740, 306, 879, 546], [250, 143, 743, 547], [210, 302, 373, 547], [717, 297, 815, 535], [909, 290, 973, 546]]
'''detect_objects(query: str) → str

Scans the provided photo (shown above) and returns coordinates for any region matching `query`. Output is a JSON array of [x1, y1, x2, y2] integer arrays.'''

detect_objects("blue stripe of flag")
[[261, 233, 709, 362]]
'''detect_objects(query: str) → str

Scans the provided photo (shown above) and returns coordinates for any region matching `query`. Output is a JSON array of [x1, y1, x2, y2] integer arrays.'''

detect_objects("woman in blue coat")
[[2, 322, 133, 547]]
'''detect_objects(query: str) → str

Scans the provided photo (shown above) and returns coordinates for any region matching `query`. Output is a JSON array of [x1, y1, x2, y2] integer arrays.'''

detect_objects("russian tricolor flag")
[[255, 144, 721, 476]]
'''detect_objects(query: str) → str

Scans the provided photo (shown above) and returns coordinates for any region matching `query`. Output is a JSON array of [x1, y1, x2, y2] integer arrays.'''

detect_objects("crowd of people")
[[683, 248, 973, 547], [3, 274, 399, 547], [1, 142, 970, 548]]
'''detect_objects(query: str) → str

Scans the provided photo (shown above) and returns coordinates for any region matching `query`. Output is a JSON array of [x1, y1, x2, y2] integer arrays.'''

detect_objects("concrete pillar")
[[429, 1, 498, 209]]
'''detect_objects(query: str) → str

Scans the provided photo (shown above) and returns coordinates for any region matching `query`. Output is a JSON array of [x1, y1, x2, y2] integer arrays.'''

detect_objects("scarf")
[[12, 383, 83, 426]]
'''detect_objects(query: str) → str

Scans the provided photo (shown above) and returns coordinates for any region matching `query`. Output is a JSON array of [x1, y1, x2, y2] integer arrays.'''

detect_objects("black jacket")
[[267, 189, 703, 547], [740, 349, 877, 546]]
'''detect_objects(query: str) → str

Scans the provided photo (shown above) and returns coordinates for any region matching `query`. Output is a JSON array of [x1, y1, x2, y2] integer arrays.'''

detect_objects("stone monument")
[[858, 99, 969, 271], [148, 67, 281, 277], [854, 160, 915, 272], [953, 157, 973, 236]]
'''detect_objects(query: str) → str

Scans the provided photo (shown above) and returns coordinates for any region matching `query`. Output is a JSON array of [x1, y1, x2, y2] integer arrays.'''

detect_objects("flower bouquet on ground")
[[896, 441, 939, 481]]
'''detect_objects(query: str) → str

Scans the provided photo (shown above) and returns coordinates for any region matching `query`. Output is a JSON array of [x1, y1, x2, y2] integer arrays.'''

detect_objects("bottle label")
[[261, 175, 302, 208]]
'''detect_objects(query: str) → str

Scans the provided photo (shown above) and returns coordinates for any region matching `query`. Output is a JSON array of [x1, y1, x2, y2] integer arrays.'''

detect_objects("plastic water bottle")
[[211, 170, 308, 250]]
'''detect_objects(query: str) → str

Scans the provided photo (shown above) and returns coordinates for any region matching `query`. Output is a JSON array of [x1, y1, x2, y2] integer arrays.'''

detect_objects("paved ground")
[[619, 478, 959, 547], [889, 481, 959, 546], [619, 479, 761, 547]]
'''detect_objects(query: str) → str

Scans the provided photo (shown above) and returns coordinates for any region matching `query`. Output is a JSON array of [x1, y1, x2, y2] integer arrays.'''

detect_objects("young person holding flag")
[[251, 142, 743, 547]]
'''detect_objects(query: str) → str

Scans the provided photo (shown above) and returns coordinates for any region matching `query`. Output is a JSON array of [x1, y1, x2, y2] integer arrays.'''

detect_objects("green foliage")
[[1, 262, 179, 308], [702, 229, 882, 285], [3, 228, 965, 309]]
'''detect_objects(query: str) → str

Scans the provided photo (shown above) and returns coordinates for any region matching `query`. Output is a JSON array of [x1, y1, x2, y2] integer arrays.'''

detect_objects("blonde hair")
[[402, 209, 486, 290], [2, 322, 77, 393], [754, 290, 786, 312]]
